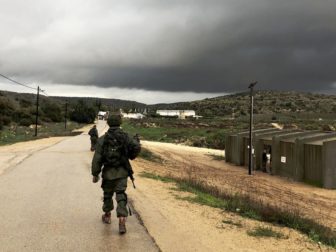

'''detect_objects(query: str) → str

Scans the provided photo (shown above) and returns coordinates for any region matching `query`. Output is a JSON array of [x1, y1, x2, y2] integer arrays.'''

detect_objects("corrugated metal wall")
[[322, 140, 336, 189], [232, 136, 239, 165], [224, 131, 335, 188], [225, 135, 233, 163], [304, 144, 323, 185], [244, 137, 249, 166], [279, 142, 295, 177]]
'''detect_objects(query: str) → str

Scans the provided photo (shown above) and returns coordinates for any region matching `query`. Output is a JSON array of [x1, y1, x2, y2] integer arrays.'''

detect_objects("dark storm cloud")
[[1, 0, 336, 93]]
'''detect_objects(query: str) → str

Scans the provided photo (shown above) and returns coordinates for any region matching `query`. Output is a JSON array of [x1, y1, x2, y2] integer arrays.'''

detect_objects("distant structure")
[[122, 113, 145, 119], [97, 111, 108, 120], [156, 110, 199, 119], [225, 129, 336, 189]]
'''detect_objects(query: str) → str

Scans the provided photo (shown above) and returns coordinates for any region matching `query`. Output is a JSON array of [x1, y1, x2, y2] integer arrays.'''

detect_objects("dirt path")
[[130, 159, 335, 252], [141, 141, 336, 229]]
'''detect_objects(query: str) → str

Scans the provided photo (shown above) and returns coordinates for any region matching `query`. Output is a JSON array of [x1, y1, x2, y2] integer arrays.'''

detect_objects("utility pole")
[[248, 81, 257, 175], [34, 86, 40, 137], [64, 100, 68, 129]]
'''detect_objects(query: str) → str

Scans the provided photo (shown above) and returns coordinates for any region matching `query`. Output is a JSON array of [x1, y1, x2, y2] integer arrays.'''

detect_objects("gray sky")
[[0, 0, 335, 103]]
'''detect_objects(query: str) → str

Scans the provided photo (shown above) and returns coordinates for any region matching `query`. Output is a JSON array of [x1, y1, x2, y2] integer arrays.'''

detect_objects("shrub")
[[19, 117, 34, 126], [70, 100, 97, 124], [0, 116, 11, 126], [41, 102, 62, 122]]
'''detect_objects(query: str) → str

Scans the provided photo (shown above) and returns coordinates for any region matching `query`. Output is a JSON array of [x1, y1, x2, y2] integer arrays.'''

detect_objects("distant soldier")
[[262, 150, 267, 172], [91, 114, 141, 234], [88, 125, 98, 151]]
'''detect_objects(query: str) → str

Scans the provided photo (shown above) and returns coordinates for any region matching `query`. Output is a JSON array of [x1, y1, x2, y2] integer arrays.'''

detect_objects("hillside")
[[1, 91, 146, 112], [149, 91, 336, 118], [2, 89, 336, 125], [0, 90, 146, 127]]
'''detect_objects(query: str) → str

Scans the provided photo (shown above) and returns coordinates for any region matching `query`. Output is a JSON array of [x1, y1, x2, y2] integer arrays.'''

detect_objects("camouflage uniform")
[[91, 115, 140, 223], [88, 126, 98, 151]]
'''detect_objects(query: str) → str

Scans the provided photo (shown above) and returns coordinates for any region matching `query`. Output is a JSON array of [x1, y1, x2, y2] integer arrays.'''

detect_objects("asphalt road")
[[0, 122, 159, 252]]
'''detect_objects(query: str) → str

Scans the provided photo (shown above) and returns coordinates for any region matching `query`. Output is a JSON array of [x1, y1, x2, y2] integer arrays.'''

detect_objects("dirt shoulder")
[[0, 137, 67, 176], [140, 141, 336, 229], [0, 122, 103, 176], [130, 159, 334, 252]]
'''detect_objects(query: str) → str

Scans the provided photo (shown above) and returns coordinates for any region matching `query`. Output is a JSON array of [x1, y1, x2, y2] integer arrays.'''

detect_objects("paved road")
[[0, 122, 158, 252]]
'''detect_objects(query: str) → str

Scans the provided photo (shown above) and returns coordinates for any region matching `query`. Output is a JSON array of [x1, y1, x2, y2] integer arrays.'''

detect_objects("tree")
[[70, 100, 97, 123], [41, 102, 62, 122]]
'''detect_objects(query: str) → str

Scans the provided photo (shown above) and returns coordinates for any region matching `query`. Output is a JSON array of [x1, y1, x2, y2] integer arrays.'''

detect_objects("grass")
[[222, 220, 243, 227], [141, 171, 336, 248], [0, 122, 85, 146], [209, 154, 226, 161], [304, 179, 323, 188], [139, 171, 175, 183], [121, 119, 229, 149], [138, 148, 163, 163], [247, 226, 286, 239]]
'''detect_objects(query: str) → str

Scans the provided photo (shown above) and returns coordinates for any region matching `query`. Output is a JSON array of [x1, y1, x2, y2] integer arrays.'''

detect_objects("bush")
[[0, 115, 11, 126], [207, 132, 226, 149], [41, 102, 62, 122], [19, 117, 34, 126], [0, 96, 15, 115], [70, 100, 97, 124]]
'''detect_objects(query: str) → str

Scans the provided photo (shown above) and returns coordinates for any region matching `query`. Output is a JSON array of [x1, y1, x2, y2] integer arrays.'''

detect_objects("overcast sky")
[[0, 0, 335, 103]]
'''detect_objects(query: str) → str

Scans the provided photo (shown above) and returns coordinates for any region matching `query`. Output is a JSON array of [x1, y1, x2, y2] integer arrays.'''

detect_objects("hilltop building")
[[156, 110, 198, 119], [121, 113, 145, 119]]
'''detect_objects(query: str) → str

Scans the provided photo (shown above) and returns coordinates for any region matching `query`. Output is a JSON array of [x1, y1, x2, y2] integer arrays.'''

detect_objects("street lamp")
[[248, 81, 257, 175]]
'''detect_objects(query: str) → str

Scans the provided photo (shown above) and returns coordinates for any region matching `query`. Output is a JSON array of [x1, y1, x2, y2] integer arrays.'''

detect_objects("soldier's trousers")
[[90, 137, 98, 150], [101, 178, 128, 217]]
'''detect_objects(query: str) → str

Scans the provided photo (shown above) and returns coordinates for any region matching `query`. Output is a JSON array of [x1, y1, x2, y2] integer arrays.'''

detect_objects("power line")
[[40, 89, 49, 97], [0, 73, 36, 91]]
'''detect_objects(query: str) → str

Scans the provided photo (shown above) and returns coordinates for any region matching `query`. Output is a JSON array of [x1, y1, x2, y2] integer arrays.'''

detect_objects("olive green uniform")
[[91, 127, 139, 217], [88, 127, 98, 151]]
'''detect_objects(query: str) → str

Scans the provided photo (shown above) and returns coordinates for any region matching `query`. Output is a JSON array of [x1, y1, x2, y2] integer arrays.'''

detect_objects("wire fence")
[[158, 152, 336, 229]]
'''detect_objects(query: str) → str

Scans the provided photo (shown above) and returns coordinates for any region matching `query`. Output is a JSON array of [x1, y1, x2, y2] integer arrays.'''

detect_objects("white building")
[[122, 113, 145, 119], [156, 110, 196, 119], [98, 111, 108, 120]]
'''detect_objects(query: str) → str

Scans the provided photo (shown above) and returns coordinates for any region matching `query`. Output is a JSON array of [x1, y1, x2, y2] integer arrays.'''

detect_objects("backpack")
[[128, 135, 141, 160], [102, 130, 127, 167]]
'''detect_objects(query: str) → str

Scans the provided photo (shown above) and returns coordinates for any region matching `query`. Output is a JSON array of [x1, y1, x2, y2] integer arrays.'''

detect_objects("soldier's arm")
[[126, 133, 141, 160], [91, 137, 104, 177]]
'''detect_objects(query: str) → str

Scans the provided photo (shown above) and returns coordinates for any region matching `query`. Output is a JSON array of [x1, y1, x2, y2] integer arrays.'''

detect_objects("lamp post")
[[248, 81, 257, 175]]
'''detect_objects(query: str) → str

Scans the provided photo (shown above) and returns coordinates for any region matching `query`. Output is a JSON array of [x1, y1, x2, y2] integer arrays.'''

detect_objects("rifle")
[[124, 133, 140, 189], [129, 171, 136, 189]]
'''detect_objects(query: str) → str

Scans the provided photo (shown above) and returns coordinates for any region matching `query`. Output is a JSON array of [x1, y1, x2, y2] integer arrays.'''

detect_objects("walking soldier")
[[91, 114, 140, 234], [88, 125, 98, 151]]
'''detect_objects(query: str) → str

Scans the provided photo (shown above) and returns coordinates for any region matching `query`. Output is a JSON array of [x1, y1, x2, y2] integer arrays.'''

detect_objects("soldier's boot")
[[119, 217, 127, 234], [102, 212, 111, 224]]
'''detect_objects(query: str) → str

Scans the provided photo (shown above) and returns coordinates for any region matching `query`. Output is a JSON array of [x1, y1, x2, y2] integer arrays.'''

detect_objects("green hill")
[[0, 90, 146, 127], [149, 90, 336, 118]]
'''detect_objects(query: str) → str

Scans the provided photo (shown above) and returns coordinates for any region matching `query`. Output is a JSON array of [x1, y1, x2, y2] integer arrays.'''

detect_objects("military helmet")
[[107, 114, 122, 127]]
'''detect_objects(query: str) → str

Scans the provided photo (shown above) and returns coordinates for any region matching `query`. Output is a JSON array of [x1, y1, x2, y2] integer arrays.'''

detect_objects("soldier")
[[88, 125, 98, 151], [262, 150, 267, 172], [91, 114, 140, 234]]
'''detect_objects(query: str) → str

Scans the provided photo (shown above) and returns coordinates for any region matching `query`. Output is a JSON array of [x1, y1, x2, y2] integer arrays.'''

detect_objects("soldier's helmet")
[[107, 114, 122, 127]]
